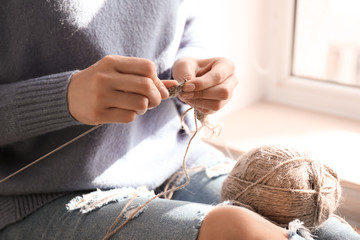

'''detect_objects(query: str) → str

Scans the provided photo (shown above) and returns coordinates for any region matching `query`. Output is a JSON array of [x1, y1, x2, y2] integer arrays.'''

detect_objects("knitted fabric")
[[0, 0, 209, 230]]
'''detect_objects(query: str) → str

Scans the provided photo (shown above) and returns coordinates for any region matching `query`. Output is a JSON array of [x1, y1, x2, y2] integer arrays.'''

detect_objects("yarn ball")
[[221, 145, 341, 228]]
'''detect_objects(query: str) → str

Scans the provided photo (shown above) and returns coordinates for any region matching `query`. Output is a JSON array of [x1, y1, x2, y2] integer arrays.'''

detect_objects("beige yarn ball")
[[221, 145, 341, 228]]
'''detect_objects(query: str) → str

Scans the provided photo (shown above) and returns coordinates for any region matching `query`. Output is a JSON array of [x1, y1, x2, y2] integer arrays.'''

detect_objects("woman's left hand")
[[172, 57, 238, 114]]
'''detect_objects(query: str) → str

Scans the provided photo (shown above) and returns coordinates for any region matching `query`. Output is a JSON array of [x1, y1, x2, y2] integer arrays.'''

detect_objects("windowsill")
[[206, 100, 360, 228], [209, 100, 360, 185]]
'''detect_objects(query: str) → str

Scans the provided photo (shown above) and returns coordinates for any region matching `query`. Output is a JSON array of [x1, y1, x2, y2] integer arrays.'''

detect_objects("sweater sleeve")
[[0, 71, 81, 146]]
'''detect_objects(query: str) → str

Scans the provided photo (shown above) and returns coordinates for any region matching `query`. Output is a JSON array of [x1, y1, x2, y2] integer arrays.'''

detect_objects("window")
[[293, 0, 360, 87], [264, 0, 360, 120]]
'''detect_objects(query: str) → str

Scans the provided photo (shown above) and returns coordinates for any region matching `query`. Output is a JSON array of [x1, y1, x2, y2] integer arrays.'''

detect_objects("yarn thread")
[[0, 79, 199, 184], [221, 145, 341, 229], [103, 80, 202, 240], [0, 81, 345, 238], [0, 124, 103, 184], [0, 78, 206, 240], [0, 78, 215, 239]]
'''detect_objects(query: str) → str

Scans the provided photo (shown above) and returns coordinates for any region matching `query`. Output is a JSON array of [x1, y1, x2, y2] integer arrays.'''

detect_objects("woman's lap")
[[0, 193, 212, 240], [1, 154, 359, 240], [0, 154, 227, 240]]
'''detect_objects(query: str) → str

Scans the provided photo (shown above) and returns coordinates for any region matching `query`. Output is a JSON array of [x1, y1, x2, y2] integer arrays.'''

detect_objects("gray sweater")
[[0, 0, 209, 230]]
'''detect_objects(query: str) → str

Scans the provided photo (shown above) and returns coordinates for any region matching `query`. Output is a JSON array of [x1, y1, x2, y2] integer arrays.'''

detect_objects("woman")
[[0, 1, 357, 239]]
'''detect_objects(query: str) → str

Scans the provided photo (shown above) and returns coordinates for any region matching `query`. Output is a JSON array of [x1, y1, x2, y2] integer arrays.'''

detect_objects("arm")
[[0, 71, 79, 146], [1, 56, 176, 146]]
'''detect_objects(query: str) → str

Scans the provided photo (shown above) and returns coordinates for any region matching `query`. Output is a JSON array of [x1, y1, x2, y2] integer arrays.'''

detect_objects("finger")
[[100, 91, 149, 115], [153, 78, 169, 99], [106, 72, 162, 108], [172, 58, 197, 82], [183, 102, 216, 115], [180, 97, 227, 113], [161, 80, 181, 99], [100, 55, 157, 79], [195, 107, 215, 115], [99, 108, 137, 124], [178, 99, 215, 114], [182, 58, 235, 92], [162, 80, 179, 88], [100, 55, 169, 99], [180, 75, 237, 100]]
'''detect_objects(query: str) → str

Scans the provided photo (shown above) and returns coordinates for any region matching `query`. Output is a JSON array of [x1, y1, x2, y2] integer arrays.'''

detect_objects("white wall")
[[196, 0, 258, 118], [203, 0, 278, 118]]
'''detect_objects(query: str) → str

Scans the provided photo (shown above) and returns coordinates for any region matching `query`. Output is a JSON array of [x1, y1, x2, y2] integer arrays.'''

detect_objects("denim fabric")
[[289, 234, 307, 240], [1, 151, 358, 240], [0, 192, 216, 240], [313, 217, 360, 240]]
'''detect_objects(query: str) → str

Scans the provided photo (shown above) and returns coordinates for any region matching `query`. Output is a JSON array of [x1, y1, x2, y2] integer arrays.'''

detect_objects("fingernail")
[[180, 92, 193, 99], [136, 109, 147, 115], [159, 83, 169, 98], [182, 83, 195, 92]]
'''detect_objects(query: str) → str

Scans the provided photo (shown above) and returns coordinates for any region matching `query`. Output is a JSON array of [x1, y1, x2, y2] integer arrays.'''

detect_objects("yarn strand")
[[0, 80, 206, 240], [0, 78, 191, 184], [221, 146, 341, 228], [0, 124, 103, 184], [103, 101, 200, 240]]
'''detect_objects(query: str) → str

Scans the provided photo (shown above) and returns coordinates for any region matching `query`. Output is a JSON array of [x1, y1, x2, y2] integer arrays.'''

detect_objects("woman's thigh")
[[0, 193, 214, 240], [171, 169, 227, 205], [2, 150, 358, 240]]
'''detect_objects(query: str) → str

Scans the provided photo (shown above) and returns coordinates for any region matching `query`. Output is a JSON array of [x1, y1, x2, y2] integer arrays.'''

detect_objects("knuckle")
[[141, 77, 154, 92], [142, 59, 156, 77], [213, 71, 224, 82], [101, 55, 116, 65], [136, 97, 148, 110]]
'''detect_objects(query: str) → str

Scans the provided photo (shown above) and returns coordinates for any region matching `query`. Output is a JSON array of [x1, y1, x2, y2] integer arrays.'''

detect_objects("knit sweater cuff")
[[0, 193, 63, 230], [14, 71, 80, 136]]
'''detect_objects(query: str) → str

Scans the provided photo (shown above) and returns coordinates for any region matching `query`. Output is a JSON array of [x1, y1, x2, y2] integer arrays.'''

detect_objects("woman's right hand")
[[68, 55, 174, 125]]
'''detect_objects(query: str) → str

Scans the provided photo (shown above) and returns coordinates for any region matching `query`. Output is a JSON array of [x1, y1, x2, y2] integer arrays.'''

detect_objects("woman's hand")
[[172, 57, 238, 114], [68, 55, 176, 125]]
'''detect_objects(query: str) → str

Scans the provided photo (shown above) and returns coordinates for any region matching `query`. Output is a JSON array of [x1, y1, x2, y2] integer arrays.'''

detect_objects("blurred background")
[[198, 0, 360, 230], [294, 0, 360, 87]]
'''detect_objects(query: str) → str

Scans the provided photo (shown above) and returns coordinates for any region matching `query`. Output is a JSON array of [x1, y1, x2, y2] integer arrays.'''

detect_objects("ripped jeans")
[[1, 154, 359, 240]]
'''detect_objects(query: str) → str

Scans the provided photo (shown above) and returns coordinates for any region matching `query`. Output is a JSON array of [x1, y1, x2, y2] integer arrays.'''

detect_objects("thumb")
[[162, 80, 179, 89], [152, 77, 170, 99], [172, 58, 197, 83]]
